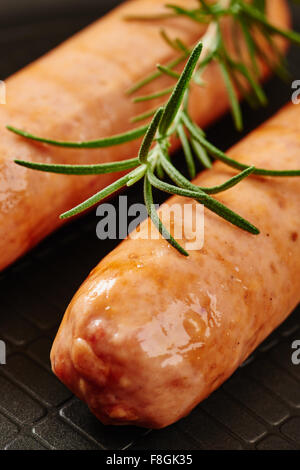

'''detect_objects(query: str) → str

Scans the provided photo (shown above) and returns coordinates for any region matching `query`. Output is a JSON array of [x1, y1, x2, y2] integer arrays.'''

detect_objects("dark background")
[[0, 0, 300, 451]]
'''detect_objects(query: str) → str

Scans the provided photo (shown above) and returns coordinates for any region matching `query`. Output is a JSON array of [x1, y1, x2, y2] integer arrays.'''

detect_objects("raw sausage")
[[51, 101, 300, 428]]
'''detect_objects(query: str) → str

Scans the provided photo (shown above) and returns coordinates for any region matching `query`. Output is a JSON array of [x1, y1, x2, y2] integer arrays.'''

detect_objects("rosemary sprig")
[[139, 108, 164, 164], [177, 123, 196, 179], [133, 86, 174, 103], [125, 0, 300, 130], [60, 173, 135, 219], [11, 38, 300, 256]]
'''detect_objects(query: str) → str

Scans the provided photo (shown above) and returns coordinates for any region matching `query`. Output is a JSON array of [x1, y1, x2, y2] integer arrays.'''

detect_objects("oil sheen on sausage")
[[51, 102, 300, 428], [0, 0, 289, 270]]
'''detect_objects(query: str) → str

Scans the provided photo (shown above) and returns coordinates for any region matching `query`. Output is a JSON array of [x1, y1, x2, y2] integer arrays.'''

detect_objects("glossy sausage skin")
[[51, 102, 300, 428], [0, 0, 289, 270]]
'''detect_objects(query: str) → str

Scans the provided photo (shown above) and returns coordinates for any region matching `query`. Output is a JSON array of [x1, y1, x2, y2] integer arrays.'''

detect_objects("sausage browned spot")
[[0, 0, 289, 270], [51, 102, 300, 429]]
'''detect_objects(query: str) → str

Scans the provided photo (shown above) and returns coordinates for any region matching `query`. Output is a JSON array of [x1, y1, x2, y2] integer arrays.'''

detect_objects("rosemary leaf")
[[232, 63, 268, 107], [202, 166, 256, 194], [144, 174, 189, 256], [14, 157, 140, 175], [253, 33, 290, 82], [156, 158, 165, 179], [159, 41, 203, 135], [60, 173, 132, 219], [230, 59, 267, 106], [7, 124, 148, 148], [175, 39, 190, 55], [126, 165, 147, 186], [230, 70, 260, 109], [238, 15, 260, 77], [177, 123, 196, 178], [139, 107, 164, 164], [160, 29, 181, 52], [166, 4, 210, 23]]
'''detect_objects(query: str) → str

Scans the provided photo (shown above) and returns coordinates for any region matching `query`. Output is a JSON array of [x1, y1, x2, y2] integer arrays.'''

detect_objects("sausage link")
[[51, 101, 300, 428]]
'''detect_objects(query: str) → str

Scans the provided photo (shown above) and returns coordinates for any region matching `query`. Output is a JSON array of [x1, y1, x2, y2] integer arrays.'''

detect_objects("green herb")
[[9, 2, 300, 256], [7, 124, 148, 148], [125, 0, 300, 130]]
